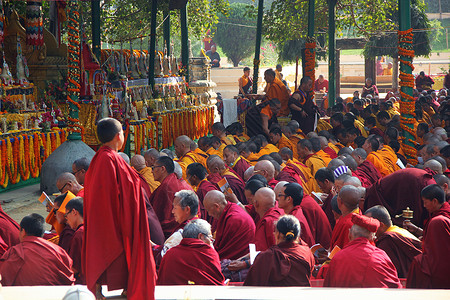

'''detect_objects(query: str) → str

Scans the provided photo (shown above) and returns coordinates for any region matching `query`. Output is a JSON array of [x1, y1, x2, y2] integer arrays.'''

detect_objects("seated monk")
[[279, 147, 320, 194], [210, 136, 226, 159], [318, 131, 339, 159], [157, 219, 224, 285], [226, 122, 250, 143], [363, 135, 392, 177], [244, 215, 315, 286], [275, 182, 315, 246], [190, 140, 209, 168], [310, 137, 332, 166], [254, 159, 279, 188], [282, 125, 304, 148], [263, 68, 290, 117], [56, 172, 84, 198], [365, 205, 422, 278], [330, 185, 362, 250], [287, 120, 307, 140], [131, 154, 160, 192], [364, 168, 436, 228], [212, 122, 235, 146], [198, 136, 221, 158], [52, 192, 76, 252], [223, 145, 251, 181], [72, 157, 90, 186], [0, 203, 20, 250], [407, 185, 450, 288], [297, 139, 327, 177], [0, 213, 75, 286], [324, 214, 401, 288], [207, 155, 247, 204], [257, 134, 280, 157], [174, 135, 205, 177], [315, 168, 338, 228], [239, 141, 261, 166], [150, 156, 194, 238], [351, 148, 382, 187], [300, 192, 332, 250], [64, 197, 85, 284], [153, 190, 200, 266], [203, 190, 255, 260], [269, 127, 297, 159], [253, 187, 284, 251], [186, 163, 219, 222]]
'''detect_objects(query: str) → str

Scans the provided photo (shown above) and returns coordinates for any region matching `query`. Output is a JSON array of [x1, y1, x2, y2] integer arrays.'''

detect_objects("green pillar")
[[328, 0, 336, 107], [399, 0, 415, 160], [163, 11, 170, 56], [148, 0, 158, 87], [252, 0, 264, 94], [91, 0, 101, 60], [180, 4, 189, 82]]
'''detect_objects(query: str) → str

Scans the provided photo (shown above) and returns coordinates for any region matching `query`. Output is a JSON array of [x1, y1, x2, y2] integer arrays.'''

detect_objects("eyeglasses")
[[59, 182, 69, 193], [203, 233, 215, 243], [64, 209, 73, 218], [151, 165, 163, 170]]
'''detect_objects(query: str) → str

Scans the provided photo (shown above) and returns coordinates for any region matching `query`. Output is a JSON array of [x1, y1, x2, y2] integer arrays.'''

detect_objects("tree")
[[214, 2, 257, 67]]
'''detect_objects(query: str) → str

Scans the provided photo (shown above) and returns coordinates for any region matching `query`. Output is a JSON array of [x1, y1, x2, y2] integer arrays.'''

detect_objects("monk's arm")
[[261, 114, 270, 136], [238, 77, 245, 95], [403, 220, 423, 238], [224, 189, 246, 211]]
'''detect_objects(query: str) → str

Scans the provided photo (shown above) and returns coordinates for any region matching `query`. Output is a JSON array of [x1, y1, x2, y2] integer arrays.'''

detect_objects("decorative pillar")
[[148, 0, 158, 88], [252, 0, 264, 94], [398, 0, 417, 164], [91, 0, 101, 60], [67, 0, 82, 140], [304, 0, 316, 97], [163, 10, 170, 56], [180, 4, 189, 82], [328, 0, 336, 106]]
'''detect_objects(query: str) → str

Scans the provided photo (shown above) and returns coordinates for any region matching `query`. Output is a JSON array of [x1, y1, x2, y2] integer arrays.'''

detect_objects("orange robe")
[[377, 145, 400, 176], [258, 143, 280, 157], [245, 153, 260, 166], [303, 154, 327, 177], [366, 151, 391, 178], [206, 147, 222, 158], [277, 134, 298, 159], [316, 150, 332, 167], [192, 148, 209, 167], [283, 159, 320, 194], [139, 167, 160, 193], [221, 136, 235, 146], [266, 77, 290, 116]]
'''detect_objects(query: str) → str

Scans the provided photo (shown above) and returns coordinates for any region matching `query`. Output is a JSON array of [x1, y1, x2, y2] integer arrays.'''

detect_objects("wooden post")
[[392, 56, 399, 92], [336, 49, 340, 97], [252, 0, 264, 94], [328, 0, 336, 107]]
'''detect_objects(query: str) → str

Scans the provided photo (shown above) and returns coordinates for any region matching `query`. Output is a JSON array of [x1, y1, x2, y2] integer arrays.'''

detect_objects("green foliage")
[[214, 2, 256, 66]]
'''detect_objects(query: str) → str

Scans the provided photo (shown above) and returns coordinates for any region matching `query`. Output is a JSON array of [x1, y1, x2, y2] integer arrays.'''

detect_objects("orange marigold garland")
[[305, 39, 316, 98], [398, 28, 417, 165]]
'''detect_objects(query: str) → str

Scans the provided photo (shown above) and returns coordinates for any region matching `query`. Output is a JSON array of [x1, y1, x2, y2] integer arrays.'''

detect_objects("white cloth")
[[222, 98, 238, 127]]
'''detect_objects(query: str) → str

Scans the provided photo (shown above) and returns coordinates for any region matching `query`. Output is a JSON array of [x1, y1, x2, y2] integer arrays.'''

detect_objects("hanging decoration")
[[398, 28, 417, 165], [25, 0, 44, 47], [305, 37, 316, 96], [0, 0, 4, 46]]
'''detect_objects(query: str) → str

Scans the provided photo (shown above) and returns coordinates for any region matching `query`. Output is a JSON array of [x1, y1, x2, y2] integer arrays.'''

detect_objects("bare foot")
[[95, 284, 106, 300]]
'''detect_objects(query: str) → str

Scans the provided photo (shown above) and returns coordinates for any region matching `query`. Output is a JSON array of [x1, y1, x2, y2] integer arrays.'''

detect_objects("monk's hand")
[[316, 248, 329, 264], [403, 220, 423, 236], [228, 260, 247, 271], [224, 189, 239, 204]]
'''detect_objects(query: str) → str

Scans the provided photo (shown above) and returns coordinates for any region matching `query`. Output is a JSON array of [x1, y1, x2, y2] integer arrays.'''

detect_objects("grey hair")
[[182, 219, 211, 239], [174, 190, 199, 217], [173, 161, 183, 179], [350, 224, 376, 241]]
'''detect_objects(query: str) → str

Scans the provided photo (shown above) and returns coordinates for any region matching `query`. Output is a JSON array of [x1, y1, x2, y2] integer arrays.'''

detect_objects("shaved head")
[[338, 185, 361, 210], [307, 132, 318, 139], [254, 160, 275, 180], [253, 187, 276, 216], [424, 159, 443, 174], [175, 135, 192, 147], [130, 154, 146, 171], [319, 136, 328, 148], [118, 152, 130, 164], [244, 166, 255, 181], [328, 158, 345, 171], [207, 155, 226, 173], [56, 172, 76, 186], [343, 176, 362, 187], [203, 190, 228, 219], [274, 180, 289, 196]]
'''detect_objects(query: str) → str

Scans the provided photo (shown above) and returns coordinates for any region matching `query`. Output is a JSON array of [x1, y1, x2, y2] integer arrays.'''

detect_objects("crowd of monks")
[[0, 84, 450, 299]]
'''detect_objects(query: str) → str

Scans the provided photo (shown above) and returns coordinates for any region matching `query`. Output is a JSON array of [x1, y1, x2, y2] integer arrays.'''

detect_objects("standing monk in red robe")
[[330, 185, 361, 250], [204, 190, 255, 260], [407, 184, 450, 288], [253, 187, 284, 251], [0, 203, 20, 248], [150, 156, 194, 238], [83, 118, 156, 300], [324, 214, 401, 288], [365, 205, 422, 278], [223, 145, 251, 181], [244, 215, 315, 286], [158, 219, 224, 285], [64, 197, 85, 284], [275, 182, 315, 246], [351, 148, 382, 188], [0, 213, 75, 286]]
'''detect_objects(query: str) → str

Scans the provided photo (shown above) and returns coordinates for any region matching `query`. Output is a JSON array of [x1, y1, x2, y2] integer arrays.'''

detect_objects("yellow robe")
[[277, 134, 298, 159], [304, 154, 327, 177], [366, 151, 390, 178], [139, 166, 160, 192], [377, 145, 400, 175], [316, 150, 332, 167]]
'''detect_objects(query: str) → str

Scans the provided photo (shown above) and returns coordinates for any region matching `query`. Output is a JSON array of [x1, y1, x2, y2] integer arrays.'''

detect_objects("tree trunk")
[[392, 56, 399, 92]]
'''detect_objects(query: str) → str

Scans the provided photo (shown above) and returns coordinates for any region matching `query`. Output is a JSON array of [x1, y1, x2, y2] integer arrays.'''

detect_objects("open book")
[[217, 177, 233, 194], [38, 192, 54, 207], [310, 243, 341, 260]]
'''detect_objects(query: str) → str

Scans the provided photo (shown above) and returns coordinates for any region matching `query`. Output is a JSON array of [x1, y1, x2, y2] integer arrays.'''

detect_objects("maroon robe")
[[323, 146, 338, 159], [232, 157, 251, 181], [353, 160, 382, 188], [244, 241, 315, 286], [407, 215, 450, 288], [364, 168, 436, 227], [376, 230, 422, 278], [422, 202, 450, 239], [214, 202, 255, 260], [0, 236, 75, 286], [254, 207, 283, 251], [324, 237, 401, 288], [0, 235, 9, 256], [268, 178, 279, 189], [322, 193, 336, 229], [196, 179, 219, 223], [301, 195, 332, 249], [289, 206, 315, 247], [149, 173, 194, 238], [58, 224, 75, 253], [69, 224, 84, 284], [208, 171, 247, 205], [330, 211, 361, 250], [157, 238, 224, 285], [245, 204, 260, 224], [0, 205, 20, 248], [83, 146, 156, 300]]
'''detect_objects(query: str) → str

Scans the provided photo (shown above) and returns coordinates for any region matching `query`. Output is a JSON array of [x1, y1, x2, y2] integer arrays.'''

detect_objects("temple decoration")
[[305, 37, 316, 97], [26, 0, 44, 48]]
